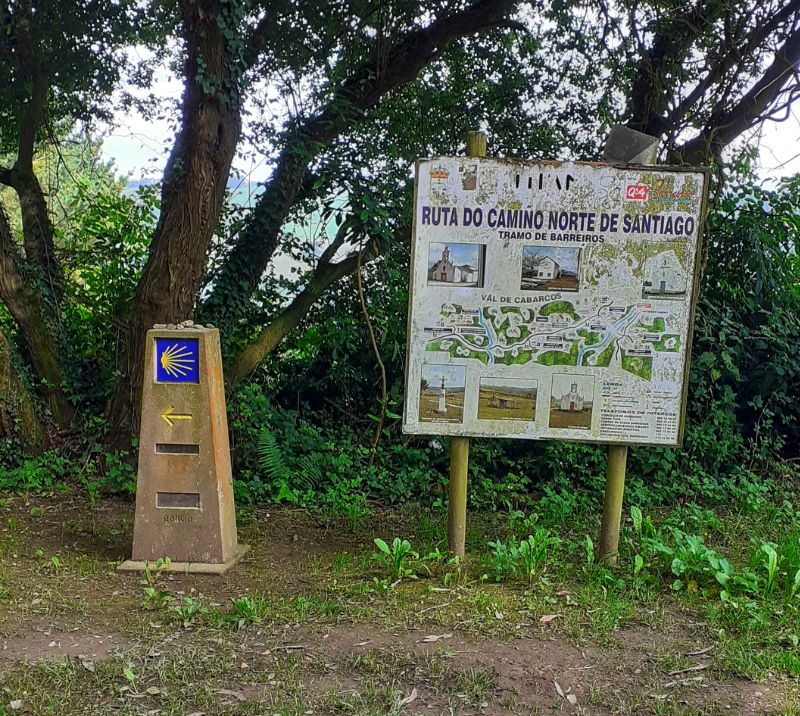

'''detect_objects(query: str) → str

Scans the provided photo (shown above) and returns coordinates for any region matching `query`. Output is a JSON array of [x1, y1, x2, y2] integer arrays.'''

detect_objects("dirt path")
[[0, 494, 794, 714]]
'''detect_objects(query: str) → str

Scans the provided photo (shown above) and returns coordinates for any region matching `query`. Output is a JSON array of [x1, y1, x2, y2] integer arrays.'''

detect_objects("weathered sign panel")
[[119, 324, 248, 574], [403, 158, 708, 446]]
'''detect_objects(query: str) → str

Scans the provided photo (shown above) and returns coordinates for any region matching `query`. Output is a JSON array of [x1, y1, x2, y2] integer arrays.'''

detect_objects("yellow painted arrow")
[[162, 406, 193, 428]]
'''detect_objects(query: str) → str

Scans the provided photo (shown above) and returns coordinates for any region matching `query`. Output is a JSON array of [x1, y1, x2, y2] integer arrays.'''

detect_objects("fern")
[[296, 454, 323, 490], [257, 428, 288, 483], [257, 427, 325, 495]]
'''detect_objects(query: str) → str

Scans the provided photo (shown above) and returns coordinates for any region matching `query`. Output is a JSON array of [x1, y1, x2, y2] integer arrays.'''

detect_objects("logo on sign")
[[625, 184, 649, 201], [155, 338, 199, 383]]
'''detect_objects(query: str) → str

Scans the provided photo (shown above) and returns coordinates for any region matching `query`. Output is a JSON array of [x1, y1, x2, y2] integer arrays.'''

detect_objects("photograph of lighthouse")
[[548, 374, 594, 430], [418, 364, 466, 423]]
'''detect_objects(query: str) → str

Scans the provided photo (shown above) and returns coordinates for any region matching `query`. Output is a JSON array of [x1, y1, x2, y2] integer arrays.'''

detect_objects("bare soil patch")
[[0, 493, 794, 714]]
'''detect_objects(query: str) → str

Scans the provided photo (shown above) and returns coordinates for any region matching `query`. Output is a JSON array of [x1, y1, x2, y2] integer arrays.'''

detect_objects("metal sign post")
[[119, 324, 249, 574]]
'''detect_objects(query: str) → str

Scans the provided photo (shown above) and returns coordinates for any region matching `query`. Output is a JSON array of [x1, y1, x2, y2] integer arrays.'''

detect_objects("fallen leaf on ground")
[[539, 614, 560, 624], [422, 633, 453, 643], [554, 680, 564, 697], [80, 658, 95, 673], [567, 693, 578, 705], [398, 688, 418, 707]]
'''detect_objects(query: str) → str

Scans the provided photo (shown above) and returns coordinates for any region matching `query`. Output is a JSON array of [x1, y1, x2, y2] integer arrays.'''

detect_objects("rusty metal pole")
[[597, 125, 659, 563], [447, 130, 486, 558]]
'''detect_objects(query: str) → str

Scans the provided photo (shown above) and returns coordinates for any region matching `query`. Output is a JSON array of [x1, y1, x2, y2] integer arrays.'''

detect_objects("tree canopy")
[[0, 0, 796, 476]]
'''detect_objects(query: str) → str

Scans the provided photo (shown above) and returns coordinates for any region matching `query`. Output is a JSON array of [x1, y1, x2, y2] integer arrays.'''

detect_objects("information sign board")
[[403, 158, 707, 446]]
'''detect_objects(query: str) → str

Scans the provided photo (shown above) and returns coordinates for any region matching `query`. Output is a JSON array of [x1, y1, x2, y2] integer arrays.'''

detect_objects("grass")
[[0, 493, 798, 714]]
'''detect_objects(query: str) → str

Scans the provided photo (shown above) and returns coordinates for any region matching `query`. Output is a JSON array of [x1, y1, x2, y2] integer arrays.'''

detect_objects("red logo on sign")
[[625, 184, 648, 201]]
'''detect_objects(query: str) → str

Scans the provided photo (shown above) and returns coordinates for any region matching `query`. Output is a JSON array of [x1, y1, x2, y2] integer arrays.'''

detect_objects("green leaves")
[[626, 506, 800, 623], [372, 537, 418, 580], [487, 528, 561, 584]]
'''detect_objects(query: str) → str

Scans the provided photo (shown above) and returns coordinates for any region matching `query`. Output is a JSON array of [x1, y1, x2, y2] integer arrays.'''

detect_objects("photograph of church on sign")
[[642, 248, 687, 299], [549, 374, 594, 430], [477, 377, 537, 421], [418, 363, 466, 423], [521, 246, 580, 291], [427, 243, 485, 288]]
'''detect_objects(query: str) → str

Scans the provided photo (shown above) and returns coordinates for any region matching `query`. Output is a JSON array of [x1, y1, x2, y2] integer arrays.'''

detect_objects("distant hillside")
[[123, 178, 263, 206]]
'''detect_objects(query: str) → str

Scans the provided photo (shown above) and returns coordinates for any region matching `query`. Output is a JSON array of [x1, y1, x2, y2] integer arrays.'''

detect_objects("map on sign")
[[403, 158, 707, 446]]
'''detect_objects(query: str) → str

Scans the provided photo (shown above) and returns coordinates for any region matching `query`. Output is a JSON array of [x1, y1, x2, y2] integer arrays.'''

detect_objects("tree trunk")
[[0, 328, 47, 455], [14, 168, 63, 300], [0, 207, 74, 428], [105, 0, 242, 451]]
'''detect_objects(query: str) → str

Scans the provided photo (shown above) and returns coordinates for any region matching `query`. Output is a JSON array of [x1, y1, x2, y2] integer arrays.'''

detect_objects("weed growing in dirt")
[[141, 557, 170, 609], [486, 526, 561, 584], [224, 595, 267, 628], [174, 593, 207, 628], [372, 537, 418, 580], [624, 505, 800, 617]]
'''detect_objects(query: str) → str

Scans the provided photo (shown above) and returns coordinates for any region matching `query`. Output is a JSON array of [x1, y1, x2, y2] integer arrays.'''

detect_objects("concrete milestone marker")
[[119, 324, 249, 574]]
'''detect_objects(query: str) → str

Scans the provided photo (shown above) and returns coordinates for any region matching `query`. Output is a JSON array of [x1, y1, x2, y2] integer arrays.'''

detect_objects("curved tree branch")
[[228, 223, 409, 388], [12, 1, 63, 297], [675, 27, 800, 164], [204, 0, 520, 324], [664, 0, 800, 132], [626, 0, 728, 137]]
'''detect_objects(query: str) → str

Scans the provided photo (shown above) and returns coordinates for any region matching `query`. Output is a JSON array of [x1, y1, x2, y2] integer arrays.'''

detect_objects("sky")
[[421, 363, 466, 389], [99, 55, 273, 183], [551, 373, 594, 402], [100, 107, 800, 185]]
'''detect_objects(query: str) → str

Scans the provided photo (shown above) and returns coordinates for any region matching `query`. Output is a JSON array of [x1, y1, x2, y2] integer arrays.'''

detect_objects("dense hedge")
[[227, 176, 800, 513]]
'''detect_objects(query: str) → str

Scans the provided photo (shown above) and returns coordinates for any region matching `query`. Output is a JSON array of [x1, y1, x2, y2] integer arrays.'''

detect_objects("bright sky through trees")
[[100, 62, 800, 183]]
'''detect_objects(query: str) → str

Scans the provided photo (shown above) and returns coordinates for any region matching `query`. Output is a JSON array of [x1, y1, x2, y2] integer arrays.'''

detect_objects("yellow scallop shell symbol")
[[159, 343, 196, 378]]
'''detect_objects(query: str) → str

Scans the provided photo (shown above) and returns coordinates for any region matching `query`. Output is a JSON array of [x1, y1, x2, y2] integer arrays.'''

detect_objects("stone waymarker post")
[[119, 324, 249, 574]]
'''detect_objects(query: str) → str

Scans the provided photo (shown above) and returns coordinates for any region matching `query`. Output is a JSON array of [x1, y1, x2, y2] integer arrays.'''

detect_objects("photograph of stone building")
[[427, 243, 485, 288], [642, 248, 687, 299], [549, 374, 594, 430], [521, 246, 580, 291], [478, 378, 537, 421]]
